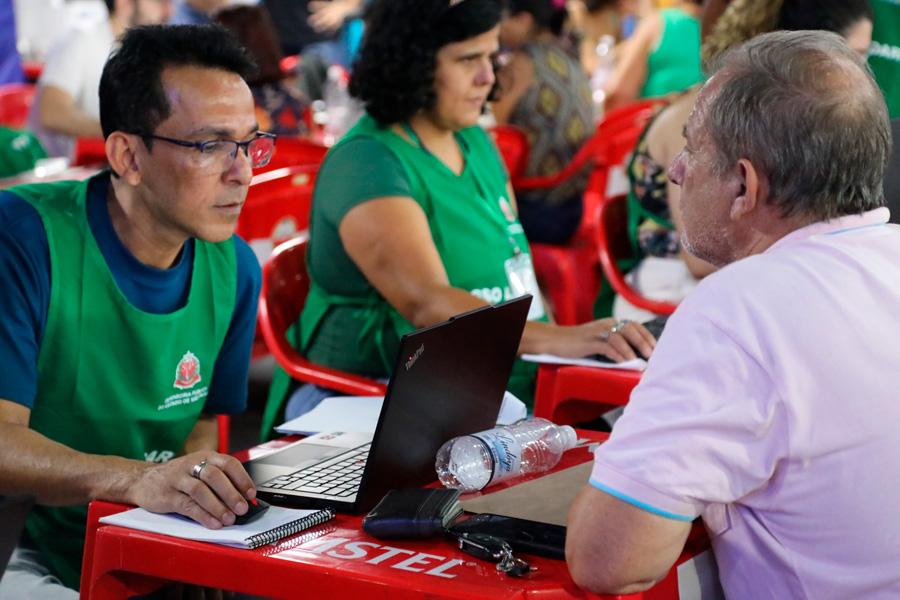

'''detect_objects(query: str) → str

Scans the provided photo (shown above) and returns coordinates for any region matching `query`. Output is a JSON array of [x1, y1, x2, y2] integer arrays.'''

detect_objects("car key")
[[456, 533, 534, 578]]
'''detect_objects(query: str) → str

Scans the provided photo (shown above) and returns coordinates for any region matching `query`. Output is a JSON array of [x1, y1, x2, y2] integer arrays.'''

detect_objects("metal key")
[[456, 533, 534, 578]]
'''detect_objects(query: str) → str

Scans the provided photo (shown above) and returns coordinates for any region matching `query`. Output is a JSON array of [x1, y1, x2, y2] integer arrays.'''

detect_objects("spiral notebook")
[[99, 505, 334, 549]]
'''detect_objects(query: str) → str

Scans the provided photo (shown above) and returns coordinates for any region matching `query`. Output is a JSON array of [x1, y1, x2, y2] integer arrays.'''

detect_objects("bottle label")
[[471, 430, 523, 485]]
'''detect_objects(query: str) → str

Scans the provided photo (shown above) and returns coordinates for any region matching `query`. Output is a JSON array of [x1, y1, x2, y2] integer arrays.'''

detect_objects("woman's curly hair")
[[702, 0, 872, 68], [349, 0, 502, 126], [701, 0, 784, 67]]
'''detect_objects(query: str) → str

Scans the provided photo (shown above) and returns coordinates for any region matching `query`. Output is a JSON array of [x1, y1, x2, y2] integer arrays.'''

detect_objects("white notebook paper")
[[521, 353, 647, 370], [99, 505, 334, 549]]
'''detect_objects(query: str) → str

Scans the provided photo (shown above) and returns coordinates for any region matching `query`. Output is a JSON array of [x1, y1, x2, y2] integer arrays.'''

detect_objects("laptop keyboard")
[[261, 443, 371, 497]]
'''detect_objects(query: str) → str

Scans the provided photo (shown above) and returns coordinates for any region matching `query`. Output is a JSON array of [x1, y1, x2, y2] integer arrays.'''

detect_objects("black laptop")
[[245, 296, 531, 513]]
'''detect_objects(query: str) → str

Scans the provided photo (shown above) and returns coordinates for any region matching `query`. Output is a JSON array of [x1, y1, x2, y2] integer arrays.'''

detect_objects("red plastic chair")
[[515, 99, 665, 324], [533, 363, 642, 425], [596, 194, 678, 316], [72, 137, 107, 167], [258, 235, 387, 396], [489, 125, 530, 180], [0, 83, 35, 128], [240, 164, 322, 360], [239, 164, 320, 263], [260, 136, 328, 172]]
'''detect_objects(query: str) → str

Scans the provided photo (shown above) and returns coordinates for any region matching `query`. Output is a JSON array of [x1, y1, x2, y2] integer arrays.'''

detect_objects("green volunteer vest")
[[8, 176, 237, 590], [641, 9, 703, 99], [264, 115, 543, 438], [869, 0, 900, 118]]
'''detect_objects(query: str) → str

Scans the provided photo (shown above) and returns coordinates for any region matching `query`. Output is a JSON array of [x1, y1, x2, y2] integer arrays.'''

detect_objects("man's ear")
[[730, 158, 763, 221], [105, 132, 142, 186]]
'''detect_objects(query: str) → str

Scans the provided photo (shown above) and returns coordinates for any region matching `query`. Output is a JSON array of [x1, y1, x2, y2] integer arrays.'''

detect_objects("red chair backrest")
[[512, 98, 664, 192], [490, 125, 530, 180], [595, 194, 677, 315], [0, 83, 35, 129], [238, 164, 319, 263], [261, 136, 328, 172], [262, 235, 310, 339]]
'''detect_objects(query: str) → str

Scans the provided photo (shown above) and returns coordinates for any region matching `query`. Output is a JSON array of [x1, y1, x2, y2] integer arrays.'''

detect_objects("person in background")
[[28, 0, 173, 159], [603, 0, 703, 111], [0, 24, 265, 596], [492, 0, 594, 244], [568, 30, 900, 598], [216, 5, 308, 136], [169, 0, 228, 25], [263, 0, 655, 438], [614, 0, 874, 322], [567, 0, 635, 85], [263, 0, 365, 67]]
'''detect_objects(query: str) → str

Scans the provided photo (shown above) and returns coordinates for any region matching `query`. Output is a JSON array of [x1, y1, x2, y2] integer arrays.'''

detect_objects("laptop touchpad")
[[258, 443, 343, 468]]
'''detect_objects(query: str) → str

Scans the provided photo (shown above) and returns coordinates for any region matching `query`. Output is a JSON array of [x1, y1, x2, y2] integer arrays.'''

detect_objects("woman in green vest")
[[265, 0, 658, 436], [603, 0, 703, 111]]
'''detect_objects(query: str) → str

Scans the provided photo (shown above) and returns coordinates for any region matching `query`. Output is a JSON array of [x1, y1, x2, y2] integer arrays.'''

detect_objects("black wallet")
[[362, 488, 463, 539]]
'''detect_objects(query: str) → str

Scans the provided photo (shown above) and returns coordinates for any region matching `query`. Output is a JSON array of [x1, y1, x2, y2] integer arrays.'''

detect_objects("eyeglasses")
[[135, 131, 277, 172]]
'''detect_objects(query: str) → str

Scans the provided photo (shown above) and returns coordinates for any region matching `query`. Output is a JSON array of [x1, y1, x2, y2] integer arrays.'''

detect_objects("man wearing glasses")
[[0, 25, 273, 597]]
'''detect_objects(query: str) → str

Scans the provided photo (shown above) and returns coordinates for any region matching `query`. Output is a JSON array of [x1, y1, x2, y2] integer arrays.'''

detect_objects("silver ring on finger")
[[600, 330, 611, 342], [610, 319, 632, 335], [190, 459, 208, 480]]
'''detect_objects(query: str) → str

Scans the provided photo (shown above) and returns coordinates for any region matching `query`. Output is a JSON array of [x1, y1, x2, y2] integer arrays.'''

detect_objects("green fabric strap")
[[7, 175, 236, 589]]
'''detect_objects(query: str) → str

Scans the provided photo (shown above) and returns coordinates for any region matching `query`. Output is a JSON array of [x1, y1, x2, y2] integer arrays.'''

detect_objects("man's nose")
[[225, 147, 253, 185]]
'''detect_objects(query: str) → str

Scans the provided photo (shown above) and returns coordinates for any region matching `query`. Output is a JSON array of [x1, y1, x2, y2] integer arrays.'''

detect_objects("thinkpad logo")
[[405, 344, 424, 371]]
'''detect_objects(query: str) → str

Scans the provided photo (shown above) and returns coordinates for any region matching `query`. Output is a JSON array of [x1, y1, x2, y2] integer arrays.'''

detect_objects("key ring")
[[455, 532, 535, 578]]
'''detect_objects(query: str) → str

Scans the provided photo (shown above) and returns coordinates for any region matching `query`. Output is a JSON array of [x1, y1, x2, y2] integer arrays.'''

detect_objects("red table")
[[80, 434, 713, 599]]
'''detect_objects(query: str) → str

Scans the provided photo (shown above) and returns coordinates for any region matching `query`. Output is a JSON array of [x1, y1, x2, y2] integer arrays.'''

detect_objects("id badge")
[[505, 252, 545, 320]]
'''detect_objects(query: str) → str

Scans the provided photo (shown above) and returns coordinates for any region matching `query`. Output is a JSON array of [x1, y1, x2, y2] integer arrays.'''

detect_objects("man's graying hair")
[[704, 30, 890, 220]]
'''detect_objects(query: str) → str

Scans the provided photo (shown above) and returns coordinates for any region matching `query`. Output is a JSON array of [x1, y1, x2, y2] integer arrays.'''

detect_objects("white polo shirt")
[[28, 17, 113, 158], [590, 208, 900, 599]]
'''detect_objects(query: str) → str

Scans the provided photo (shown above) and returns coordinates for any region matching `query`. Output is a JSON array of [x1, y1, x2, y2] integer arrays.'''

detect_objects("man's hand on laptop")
[[126, 451, 258, 529]]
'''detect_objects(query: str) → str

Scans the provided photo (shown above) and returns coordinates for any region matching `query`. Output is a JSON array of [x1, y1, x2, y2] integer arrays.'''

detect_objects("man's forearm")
[[37, 85, 103, 139], [0, 421, 147, 506]]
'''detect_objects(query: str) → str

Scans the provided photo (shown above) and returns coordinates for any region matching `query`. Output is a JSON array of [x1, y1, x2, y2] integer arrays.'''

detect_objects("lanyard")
[[401, 121, 523, 256]]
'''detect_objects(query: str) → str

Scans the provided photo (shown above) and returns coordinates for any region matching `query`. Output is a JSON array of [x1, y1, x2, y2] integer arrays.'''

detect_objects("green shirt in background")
[[870, 0, 900, 118], [266, 114, 543, 431], [641, 8, 703, 99]]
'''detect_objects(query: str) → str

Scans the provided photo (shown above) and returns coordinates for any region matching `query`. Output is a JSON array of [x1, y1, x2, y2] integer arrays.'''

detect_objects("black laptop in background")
[[245, 295, 532, 513]]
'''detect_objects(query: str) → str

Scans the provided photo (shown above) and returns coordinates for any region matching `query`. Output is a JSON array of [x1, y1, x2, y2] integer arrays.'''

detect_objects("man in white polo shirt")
[[28, 0, 173, 158], [567, 30, 900, 599]]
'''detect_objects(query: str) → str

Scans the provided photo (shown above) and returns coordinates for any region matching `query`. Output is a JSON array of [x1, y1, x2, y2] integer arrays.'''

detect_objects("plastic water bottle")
[[322, 65, 353, 145], [435, 418, 578, 492], [590, 34, 616, 116]]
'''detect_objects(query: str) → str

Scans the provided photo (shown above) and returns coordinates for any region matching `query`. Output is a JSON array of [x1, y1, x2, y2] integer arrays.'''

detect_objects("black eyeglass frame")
[[132, 131, 278, 166]]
